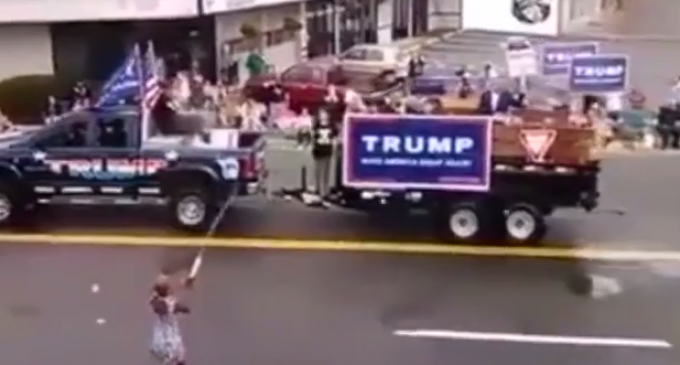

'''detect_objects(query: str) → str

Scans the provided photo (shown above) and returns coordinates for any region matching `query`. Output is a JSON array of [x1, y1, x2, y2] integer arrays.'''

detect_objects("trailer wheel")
[[504, 203, 546, 244], [443, 202, 484, 242]]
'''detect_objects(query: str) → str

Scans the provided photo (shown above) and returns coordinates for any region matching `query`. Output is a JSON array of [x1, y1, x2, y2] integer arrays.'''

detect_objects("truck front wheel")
[[0, 182, 28, 227], [504, 203, 546, 244]]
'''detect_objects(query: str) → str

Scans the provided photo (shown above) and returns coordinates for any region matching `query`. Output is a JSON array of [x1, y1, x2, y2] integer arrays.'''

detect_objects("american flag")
[[142, 40, 162, 111]]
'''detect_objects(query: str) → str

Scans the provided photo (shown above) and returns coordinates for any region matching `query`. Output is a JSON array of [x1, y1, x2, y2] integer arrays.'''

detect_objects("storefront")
[[392, 0, 428, 40], [304, 0, 430, 58], [205, 0, 304, 83], [0, 0, 200, 82], [305, 0, 379, 57]]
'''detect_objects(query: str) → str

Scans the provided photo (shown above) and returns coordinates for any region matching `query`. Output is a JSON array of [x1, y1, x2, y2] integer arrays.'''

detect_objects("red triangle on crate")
[[519, 129, 557, 162]]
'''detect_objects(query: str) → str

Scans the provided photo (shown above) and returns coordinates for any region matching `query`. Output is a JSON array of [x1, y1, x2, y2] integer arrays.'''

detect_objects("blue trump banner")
[[541, 42, 598, 76], [342, 114, 492, 192], [568, 54, 628, 93]]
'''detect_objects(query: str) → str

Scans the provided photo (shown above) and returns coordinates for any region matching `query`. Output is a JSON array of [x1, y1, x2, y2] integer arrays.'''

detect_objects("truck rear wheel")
[[504, 203, 546, 244], [170, 189, 214, 232]]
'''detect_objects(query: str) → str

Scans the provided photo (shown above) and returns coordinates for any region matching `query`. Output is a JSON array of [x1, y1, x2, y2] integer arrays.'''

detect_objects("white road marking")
[[393, 329, 672, 349]]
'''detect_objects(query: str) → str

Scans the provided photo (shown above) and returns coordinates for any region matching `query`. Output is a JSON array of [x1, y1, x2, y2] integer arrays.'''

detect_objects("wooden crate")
[[434, 95, 596, 165], [493, 124, 595, 165]]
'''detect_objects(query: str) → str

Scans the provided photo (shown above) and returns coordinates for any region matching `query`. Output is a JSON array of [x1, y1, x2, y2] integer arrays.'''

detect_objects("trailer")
[[282, 109, 600, 245]]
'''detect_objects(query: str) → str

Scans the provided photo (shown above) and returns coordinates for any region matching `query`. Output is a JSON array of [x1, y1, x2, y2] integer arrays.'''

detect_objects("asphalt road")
[[0, 143, 679, 365], [0, 245, 676, 365], [6, 23, 680, 363]]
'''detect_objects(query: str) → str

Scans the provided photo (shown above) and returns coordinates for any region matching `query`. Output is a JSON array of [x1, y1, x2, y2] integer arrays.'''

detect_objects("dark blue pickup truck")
[[0, 106, 267, 231]]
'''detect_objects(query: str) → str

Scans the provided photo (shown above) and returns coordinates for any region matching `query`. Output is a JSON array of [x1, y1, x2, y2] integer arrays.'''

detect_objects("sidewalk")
[[392, 29, 459, 54]]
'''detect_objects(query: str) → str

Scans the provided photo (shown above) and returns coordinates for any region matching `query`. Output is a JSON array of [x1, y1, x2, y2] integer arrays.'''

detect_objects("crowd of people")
[[9, 51, 680, 157]]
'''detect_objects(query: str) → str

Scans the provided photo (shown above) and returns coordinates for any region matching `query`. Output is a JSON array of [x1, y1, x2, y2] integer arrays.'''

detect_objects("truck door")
[[87, 114, 143, 196], [20, 113, 96, 197]]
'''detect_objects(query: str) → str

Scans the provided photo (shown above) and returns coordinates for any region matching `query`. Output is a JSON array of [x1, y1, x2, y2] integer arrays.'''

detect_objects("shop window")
[[266, 28, 296, 47], [225, 38, 252, 54]]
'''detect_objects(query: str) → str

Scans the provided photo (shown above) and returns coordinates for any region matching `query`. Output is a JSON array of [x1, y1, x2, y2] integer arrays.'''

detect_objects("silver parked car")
[[336, 44, 411, 83]]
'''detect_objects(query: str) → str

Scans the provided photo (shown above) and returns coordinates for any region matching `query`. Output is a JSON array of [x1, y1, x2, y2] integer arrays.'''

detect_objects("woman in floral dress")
[[149, 275, 194, 365]]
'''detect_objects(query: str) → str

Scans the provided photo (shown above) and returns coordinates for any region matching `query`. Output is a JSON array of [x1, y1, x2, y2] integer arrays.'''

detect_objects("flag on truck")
[[143, 40, 162, 111], [95, 44, 143, 108]]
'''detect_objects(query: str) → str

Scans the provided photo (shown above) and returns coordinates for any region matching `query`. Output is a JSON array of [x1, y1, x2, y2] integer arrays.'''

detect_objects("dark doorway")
[[411, 0, 429, 36], [306, 0, 378, 58]]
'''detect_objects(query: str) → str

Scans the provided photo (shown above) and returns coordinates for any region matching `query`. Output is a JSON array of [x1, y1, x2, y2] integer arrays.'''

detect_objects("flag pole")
[[139, 42, 150, 143]]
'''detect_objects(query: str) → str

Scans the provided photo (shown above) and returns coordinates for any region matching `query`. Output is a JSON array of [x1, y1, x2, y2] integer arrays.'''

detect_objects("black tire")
[[439, 201, 485, 243], [169, 189, 214, 233], [379, 70, 398, 87], [504, 203, 547, 245], [0, 182, 25, 228]]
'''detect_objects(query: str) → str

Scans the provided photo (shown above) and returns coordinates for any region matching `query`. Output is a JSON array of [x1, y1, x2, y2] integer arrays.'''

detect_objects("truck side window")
[[96, 118, 128, 148], [37, 120, 88, 148]]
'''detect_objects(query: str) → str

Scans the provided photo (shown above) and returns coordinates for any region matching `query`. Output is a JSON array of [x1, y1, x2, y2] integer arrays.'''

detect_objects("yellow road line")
[[0, 233, 678, 261]]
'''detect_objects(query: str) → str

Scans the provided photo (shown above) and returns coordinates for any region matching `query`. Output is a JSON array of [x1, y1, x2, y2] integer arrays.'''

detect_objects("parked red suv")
[[244, 58, 348, 113]]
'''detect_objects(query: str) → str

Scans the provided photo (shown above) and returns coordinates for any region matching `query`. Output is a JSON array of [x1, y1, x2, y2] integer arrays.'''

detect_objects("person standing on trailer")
[[311, 108, 337, 202], [149, 274, 195, 365]]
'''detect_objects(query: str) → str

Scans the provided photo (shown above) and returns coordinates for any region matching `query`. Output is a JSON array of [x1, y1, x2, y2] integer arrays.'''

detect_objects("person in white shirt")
[[238, 99, 266, 131], [341, 86, 366, 112], [605, 92, 623, 113]]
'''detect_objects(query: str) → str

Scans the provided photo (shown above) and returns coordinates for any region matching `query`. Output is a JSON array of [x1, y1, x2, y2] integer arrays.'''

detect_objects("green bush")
[[0, 74, 70, 124]]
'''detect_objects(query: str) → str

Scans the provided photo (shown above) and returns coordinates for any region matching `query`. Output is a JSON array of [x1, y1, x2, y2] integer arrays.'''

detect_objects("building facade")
[[0, 0, 459, 84]]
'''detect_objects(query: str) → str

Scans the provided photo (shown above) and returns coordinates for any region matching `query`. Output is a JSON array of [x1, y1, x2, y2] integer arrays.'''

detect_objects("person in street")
[[149, 274, 194, 365], [311, 108, 337, 202]]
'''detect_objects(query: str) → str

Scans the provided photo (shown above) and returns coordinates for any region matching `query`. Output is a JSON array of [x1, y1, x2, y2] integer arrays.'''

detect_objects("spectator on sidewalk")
[[237, 98, 266, 131], [657, 104, 680, 149], [44, 95, 63, 124], [0, 110, 14, 132], [71, 81, 91, 109], [246, 50, 267, 78]]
